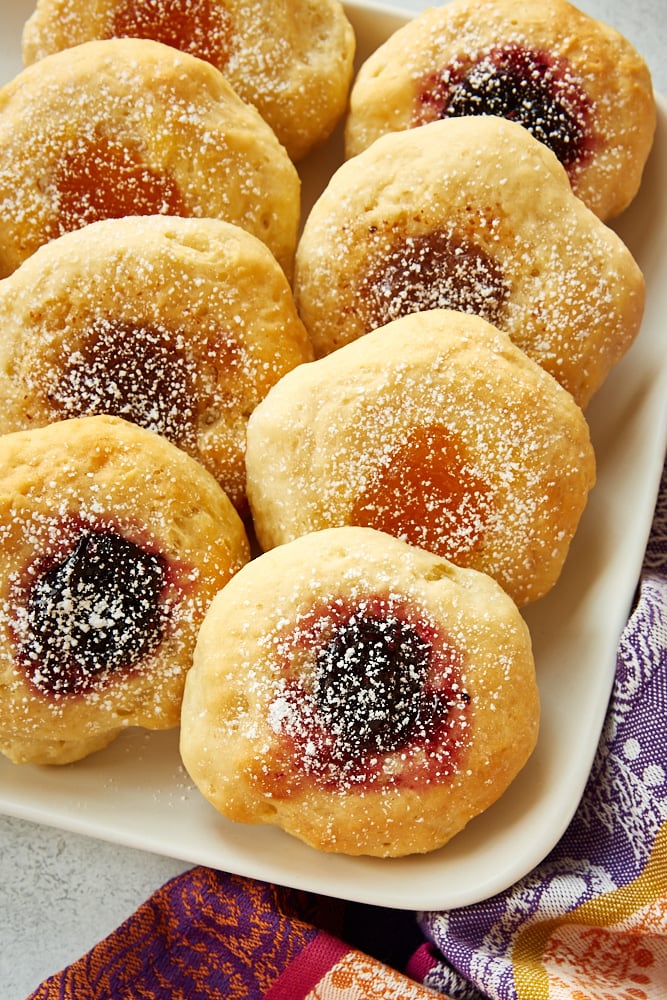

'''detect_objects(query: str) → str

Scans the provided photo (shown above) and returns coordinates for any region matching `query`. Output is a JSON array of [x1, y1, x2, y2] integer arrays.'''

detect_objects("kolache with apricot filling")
[[22, 0, 356, 161], [245, 309, 596, 608], [0, 37, 299, 279]]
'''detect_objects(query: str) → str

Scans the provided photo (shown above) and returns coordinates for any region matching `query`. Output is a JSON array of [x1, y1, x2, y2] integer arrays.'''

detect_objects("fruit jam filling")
[[52, 134, 186, 237], [350, 425, 494, 563], [11, 526, 169, 697], [110, 0, 234, 66], [415, 45, 592, 170], [360, 229, 510, 332], [265, 594, 471, 791], [36, 317, 200, 449]]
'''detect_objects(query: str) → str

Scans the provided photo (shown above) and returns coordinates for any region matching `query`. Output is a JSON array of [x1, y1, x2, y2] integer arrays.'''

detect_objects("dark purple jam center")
[[314, 613, 431, 755], [264, 597, 472, 792], [17, 529, 167, 696], [43, 318, 198, 449], [360, 229, 509, 332], [422, 46, 588, 168]]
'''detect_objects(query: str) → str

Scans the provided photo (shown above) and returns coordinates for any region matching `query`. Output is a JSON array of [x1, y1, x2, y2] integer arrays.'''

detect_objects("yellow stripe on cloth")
[[512, 823, 667, 998]]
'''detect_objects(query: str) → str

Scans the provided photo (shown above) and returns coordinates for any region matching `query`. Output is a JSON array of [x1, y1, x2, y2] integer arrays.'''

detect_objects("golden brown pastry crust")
[[180, 525, 539, 857], [0, 37, 300, 278], [245, 309, 596, 607], [0, 415, 250, 765], [344, 0, 656, 221], [22, 0, 356, 161], [0, 216, 313, 514], [295, 115, 645, 408]]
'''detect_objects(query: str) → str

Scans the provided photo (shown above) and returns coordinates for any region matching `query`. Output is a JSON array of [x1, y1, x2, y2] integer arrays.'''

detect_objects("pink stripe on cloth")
[[265, 932, 350, 999], [406, 942, 441, 983]]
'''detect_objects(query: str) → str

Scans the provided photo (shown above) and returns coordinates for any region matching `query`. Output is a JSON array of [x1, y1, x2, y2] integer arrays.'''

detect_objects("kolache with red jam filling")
[[0, 414, 250, 766], [180, 526, 539, 857], [21, 0, 356, 162], [418, 44, 589, 172], [262, 595, 471, 792], [344, 0, 656, 222], [0, 215, 313, 516]]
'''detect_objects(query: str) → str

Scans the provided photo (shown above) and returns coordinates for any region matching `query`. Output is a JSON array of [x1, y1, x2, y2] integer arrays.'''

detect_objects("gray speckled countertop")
[[1, 1, 665, 997]]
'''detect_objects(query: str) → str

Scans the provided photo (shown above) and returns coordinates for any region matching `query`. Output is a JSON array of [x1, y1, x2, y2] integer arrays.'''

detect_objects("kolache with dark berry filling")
[[14, 529, 169, 698], [180, 526, 539, 857], [0, 415, 250, 765], [345, 0, 656, 221]]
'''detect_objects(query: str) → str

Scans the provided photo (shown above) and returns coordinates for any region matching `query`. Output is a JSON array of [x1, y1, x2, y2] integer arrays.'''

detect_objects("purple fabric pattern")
[[29, 868, 322, 999]]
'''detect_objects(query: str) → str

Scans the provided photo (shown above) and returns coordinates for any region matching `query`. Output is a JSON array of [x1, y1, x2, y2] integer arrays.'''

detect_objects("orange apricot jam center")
[[111, 0, 233, 66], [53, 135, 185, 236], [350, 425, 493, 561]]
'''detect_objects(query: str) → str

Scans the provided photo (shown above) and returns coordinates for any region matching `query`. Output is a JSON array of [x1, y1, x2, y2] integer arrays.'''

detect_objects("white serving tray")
[[0, 1, 665, 910]]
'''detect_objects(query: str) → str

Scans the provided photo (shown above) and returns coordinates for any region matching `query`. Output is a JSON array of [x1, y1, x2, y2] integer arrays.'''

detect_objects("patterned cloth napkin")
[[29, 461, 667, 1000]]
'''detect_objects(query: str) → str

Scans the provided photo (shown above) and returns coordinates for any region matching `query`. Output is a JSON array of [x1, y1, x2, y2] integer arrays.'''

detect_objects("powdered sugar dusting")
[[0, 39, 299, 276], [0, 416, 248, 762], [257, 591, 473, 793]]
